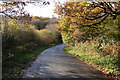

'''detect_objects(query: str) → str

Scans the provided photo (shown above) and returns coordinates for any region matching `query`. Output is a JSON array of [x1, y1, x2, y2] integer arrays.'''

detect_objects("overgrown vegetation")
[[2, 16, 62, 78], [1, 1, 120, 79], [65, 42, 119, 74], [0, 1, 62, 78], [56, 1, 120, 79], [3, 43, 58, 78]]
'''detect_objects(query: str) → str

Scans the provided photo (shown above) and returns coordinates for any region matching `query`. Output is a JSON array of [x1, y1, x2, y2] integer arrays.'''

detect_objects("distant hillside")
[[31, 17, 59, 30]]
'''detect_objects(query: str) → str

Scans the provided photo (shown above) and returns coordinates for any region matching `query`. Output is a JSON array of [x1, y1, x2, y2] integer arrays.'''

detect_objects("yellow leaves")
[[73, 3, 77, 6], [76, 12, 80, 16], [66, 6, 71, 9], [2, 2, 17, 7], [70, 23, 77, 28], [92, 7, 103, 13], [78, 2, 90, 6], [71, 18, 77, 22], [67, 1, 89, 6]]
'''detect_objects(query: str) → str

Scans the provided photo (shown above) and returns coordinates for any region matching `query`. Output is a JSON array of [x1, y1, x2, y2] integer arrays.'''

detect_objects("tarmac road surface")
[[22, 44, 109, 80]]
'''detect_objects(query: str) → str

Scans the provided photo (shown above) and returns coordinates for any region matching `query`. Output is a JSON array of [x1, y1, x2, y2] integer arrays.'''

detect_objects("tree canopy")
[[56, 1, 120, 28], [0, 1, 50, 20]]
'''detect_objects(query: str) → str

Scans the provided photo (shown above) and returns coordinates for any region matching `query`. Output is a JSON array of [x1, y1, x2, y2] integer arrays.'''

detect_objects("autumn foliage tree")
[[0, 1, 51, 44], [56, 2, 120, 28], [0, 1, 50, 20], [55, 1, 120, 76], [56, 1, 120, 42], [56, 1, 120, 61]]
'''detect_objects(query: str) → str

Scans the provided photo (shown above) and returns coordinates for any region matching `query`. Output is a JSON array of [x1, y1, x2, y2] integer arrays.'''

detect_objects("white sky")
[[25, 3, 55, 18], [25, 0, 67, 18]]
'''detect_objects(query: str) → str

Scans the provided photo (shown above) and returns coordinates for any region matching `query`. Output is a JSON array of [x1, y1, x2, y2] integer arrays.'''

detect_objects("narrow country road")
[[22, 44, 108, 79]]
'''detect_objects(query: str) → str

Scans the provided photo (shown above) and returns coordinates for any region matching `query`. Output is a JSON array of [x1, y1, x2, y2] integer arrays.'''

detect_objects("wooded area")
[[1, 1, 120, 79], [1, 1, 62, 78], [55, 1, 120, 79]]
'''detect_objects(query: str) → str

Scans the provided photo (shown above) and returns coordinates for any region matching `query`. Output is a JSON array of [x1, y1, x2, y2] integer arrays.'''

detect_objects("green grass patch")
[[3, 43, 59, 78], [65, 46, 120, 74]]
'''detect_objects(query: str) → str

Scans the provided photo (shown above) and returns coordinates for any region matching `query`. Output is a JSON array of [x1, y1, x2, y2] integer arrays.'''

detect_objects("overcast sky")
[[25, 0, 67, 18]]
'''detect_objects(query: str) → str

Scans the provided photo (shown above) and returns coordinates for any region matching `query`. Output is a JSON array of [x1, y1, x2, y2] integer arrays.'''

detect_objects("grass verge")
[[64, 45, 120, 79], [3, 43, 59, 78]]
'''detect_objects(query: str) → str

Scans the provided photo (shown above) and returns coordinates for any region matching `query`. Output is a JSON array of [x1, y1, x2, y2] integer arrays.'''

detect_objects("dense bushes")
[[2, 18, 62, 55], [58, 15, 120, 75], [61, 17, 120, 77], [31, 29, 60, 44], [32, 20, 49, 30], [65, 41, 119, 74], [56, 2, 120, 77], [2, 17, 62, 78], [2, 18, 61, 47]]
